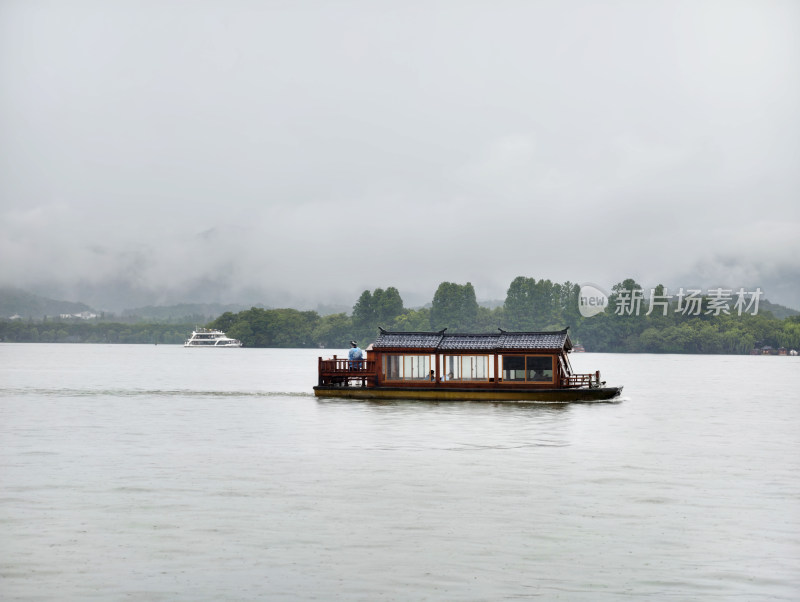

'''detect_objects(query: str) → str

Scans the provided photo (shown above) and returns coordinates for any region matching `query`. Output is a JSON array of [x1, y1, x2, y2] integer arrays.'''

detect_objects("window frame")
[[382, 354, 432, 381], [442, 354, 493, 382], [501, 354, 555, 384]]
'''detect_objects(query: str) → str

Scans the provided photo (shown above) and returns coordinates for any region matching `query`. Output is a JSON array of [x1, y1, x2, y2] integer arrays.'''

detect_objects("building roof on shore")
[[373, 328, 572, 352]]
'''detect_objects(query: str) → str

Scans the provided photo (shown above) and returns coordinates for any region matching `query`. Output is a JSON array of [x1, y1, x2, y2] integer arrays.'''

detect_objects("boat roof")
[[373, 328, 572, 352]]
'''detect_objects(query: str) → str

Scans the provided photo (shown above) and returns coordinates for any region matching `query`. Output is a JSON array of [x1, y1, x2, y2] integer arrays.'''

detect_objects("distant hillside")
[[759, 300, 799, 319], [120, 303, 261, 323], [0, 287, 94, 319], [3, 285, 796, 325], [314, 303, 352, 316]]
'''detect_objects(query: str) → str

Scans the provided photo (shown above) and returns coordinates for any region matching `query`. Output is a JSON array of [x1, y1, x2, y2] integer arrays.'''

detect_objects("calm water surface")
[[1, 344, 798, 600]]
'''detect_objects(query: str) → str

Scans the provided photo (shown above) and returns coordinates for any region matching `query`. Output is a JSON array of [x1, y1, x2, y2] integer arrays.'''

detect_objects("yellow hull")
[[313, 386, 622, 402]]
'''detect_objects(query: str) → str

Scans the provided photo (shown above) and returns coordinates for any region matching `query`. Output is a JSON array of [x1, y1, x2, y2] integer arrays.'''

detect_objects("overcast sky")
[[1, 0, 798, 311]]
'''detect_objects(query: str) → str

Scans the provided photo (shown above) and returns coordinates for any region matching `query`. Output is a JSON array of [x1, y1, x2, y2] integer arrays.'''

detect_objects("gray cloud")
[[1, 1, 798, 311]]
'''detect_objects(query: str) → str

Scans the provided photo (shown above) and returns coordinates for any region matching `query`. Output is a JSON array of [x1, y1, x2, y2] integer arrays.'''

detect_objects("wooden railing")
[[561, 371, 601, 388], [318, 357, 377, 387]]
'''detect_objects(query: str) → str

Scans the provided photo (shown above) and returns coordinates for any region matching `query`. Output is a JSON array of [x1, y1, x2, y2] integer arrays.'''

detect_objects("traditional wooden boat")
[[314, 328, 622, 402]]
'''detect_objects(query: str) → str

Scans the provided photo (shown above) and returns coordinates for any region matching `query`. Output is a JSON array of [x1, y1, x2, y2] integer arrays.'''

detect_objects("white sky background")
[[1, 1, 798, 310]]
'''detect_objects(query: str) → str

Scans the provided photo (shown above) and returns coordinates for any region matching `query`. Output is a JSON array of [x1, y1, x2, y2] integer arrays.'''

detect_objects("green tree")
[[431, 282, 479, 331], [504, 277, 562, 330], [608, 278, 645, 316], [504, 277, 537, 330], [352, 290, 376, 330], [779, 321, 800, 350], [372, 287, 404, 326], [227, 322, 254, 345], [208, 307, 320, 347], [391, 308, 431, 332], [639, 327, 666, 352], [312, 313, 354, 348], [212, 311, 238, 332], [473, 305, 504, 331], [558, 281, 583, 330], [351, 287, 405, 342]]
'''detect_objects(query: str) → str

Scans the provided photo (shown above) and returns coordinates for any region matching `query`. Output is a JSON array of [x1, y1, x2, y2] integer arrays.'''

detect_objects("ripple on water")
[[1, 347, 799, 600]]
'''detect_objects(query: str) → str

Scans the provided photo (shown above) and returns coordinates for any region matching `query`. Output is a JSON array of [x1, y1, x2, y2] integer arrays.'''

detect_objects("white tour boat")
[[184, 328, 242, 348]]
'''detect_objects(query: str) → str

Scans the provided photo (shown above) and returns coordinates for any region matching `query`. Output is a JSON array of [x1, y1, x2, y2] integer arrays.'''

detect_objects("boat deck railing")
[[562, 371, 601, 388], [318, 357, 377, 387]]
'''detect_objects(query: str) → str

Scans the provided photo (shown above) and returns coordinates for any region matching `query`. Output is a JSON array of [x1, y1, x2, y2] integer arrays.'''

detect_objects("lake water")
[[1, 344, 798, 601]]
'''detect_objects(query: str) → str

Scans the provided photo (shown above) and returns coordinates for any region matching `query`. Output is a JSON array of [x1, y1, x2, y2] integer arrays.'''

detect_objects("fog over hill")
[[1, 286, 797, 324], [1, 2, 798, 311], [0, 287, 93, 319]]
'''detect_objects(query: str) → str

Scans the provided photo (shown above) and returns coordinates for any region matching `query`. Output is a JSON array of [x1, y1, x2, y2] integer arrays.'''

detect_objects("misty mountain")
[[0, 287, 95, 319], [759, 300, 800, 320], [2, 286, 797, 325], [0, 288, 255, 322], [121, 303, 261, 323]]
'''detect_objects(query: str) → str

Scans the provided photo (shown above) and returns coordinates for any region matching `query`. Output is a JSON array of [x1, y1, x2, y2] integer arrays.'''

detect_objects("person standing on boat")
[[348, 341, 363, 370]]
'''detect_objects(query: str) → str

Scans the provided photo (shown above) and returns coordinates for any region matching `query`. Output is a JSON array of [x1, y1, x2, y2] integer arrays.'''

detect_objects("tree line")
[[206, 278, 799, 353], [578, 280, 800, 353], [1, 277, 798, 353], [0, 319, 192, 344]]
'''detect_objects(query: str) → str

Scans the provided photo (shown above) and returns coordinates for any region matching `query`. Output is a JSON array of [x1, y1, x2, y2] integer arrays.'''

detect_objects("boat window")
[[383, 355, 430, 380], [384, 355, 401, 379], [502, 355, 554, 382], [444, 355, 459, 380], [444, 355, 491, 381], [502, 356, 526, 381], [527, 356, 553, 382], [403, 355, 429, 380]]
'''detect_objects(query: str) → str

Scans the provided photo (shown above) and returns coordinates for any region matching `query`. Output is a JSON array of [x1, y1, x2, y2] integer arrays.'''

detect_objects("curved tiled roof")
[[372, 329, 445, 349], [439, 334, 499, 350], [373, 328, 571, 352]]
